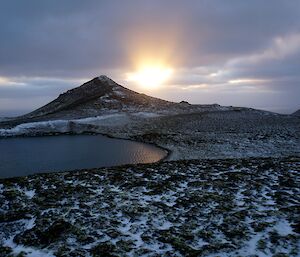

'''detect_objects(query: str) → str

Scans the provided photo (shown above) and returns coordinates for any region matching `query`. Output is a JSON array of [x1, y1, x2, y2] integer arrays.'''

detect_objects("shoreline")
[[0, 110, 299, 184], [0, 131, 172, 179]]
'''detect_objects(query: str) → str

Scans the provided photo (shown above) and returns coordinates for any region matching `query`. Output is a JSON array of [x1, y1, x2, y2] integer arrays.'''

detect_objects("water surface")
[[0, 135, 167, 178]]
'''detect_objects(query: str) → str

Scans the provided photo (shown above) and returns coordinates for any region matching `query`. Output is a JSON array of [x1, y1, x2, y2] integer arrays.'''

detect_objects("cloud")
[[227, 33, 300, 70], [0, 1, 299, 114], [0, 77, 26, 86]]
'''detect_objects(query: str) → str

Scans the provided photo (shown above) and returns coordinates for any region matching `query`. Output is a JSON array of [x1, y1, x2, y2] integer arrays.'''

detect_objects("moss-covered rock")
[[90, 242, 118, 257]]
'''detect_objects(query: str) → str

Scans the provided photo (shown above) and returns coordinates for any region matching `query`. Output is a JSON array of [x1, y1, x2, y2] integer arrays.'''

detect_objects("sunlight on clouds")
[[208, 70, 226, 78], [180, 84, 209, 90], [0, 76, 26, 86], [124, 19, 184, 91], [0, 77, 10, 85], [127, 66, 173, 89], [229, 79, 270, 84]]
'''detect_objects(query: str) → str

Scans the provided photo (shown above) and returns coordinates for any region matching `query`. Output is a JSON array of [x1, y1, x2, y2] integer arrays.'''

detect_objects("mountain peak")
[[98, 75, 110, 80], [98, 75, 111, 82], [97, 75, 117, 86], [19, 76, 173, 120]]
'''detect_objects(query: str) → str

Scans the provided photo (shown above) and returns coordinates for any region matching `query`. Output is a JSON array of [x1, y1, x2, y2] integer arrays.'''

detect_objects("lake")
[[0, 135, 167, 178]]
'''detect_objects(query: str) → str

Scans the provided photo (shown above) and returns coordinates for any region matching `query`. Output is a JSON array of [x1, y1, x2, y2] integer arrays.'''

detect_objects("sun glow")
[[127, 66, 173, 89]]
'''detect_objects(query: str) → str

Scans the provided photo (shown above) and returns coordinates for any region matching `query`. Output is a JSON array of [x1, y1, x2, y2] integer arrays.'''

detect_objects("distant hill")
[[22, 75, 176, 119], [0, 75, 230, 128], [292, 109, 300, 116]]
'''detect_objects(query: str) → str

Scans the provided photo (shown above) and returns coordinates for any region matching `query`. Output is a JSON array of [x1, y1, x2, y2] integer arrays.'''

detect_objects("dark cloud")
[[0, 1, 299, 114]]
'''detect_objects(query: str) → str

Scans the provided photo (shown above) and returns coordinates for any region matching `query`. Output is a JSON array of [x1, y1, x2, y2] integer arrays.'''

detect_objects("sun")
[[127, 66, 173, 89]]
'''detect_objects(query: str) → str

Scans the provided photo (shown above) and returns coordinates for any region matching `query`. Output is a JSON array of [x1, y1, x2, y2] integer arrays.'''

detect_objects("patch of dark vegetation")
[[14, 219, 74, 247]]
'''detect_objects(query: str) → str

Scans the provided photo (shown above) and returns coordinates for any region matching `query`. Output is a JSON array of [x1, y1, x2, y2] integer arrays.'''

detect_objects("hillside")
[[22, 75, 177, 119], [292, 109, 300, 116]]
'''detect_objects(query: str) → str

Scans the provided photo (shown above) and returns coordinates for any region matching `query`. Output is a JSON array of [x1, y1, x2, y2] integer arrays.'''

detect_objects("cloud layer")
[[0, 0, 299, 115]]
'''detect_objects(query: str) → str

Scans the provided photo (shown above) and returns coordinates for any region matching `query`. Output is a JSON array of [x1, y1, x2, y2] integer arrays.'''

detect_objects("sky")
[[0, 0, 299, 116]]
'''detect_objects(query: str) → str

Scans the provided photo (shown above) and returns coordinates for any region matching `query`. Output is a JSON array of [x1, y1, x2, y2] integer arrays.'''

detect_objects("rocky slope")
[[22, 75, 176, 119]]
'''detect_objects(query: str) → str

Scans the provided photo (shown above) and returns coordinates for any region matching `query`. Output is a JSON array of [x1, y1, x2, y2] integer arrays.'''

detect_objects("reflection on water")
[[0, 135, 167, 178]]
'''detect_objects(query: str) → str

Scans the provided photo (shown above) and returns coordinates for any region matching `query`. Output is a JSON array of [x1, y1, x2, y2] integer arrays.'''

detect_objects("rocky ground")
[[0, 157, 299, 257], [125, 110, 300, 160]]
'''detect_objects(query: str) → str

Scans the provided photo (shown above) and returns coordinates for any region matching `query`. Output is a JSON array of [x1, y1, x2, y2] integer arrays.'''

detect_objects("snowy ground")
[[0, 112, 161, 137], [0, 157, 299, 256]]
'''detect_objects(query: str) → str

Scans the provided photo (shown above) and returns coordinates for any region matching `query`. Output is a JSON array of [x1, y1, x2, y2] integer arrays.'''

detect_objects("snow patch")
[[274, 219, 293, 236], [0, 120, 68, 136], [75, 113, 128, 126], [4, 237, 55, 257], [24, 189, 36, 199], [132, 112, 162, 118]]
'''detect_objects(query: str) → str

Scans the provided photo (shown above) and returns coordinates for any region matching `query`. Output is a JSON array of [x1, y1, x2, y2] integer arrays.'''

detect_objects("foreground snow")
[[0, 157, 299, 256]]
